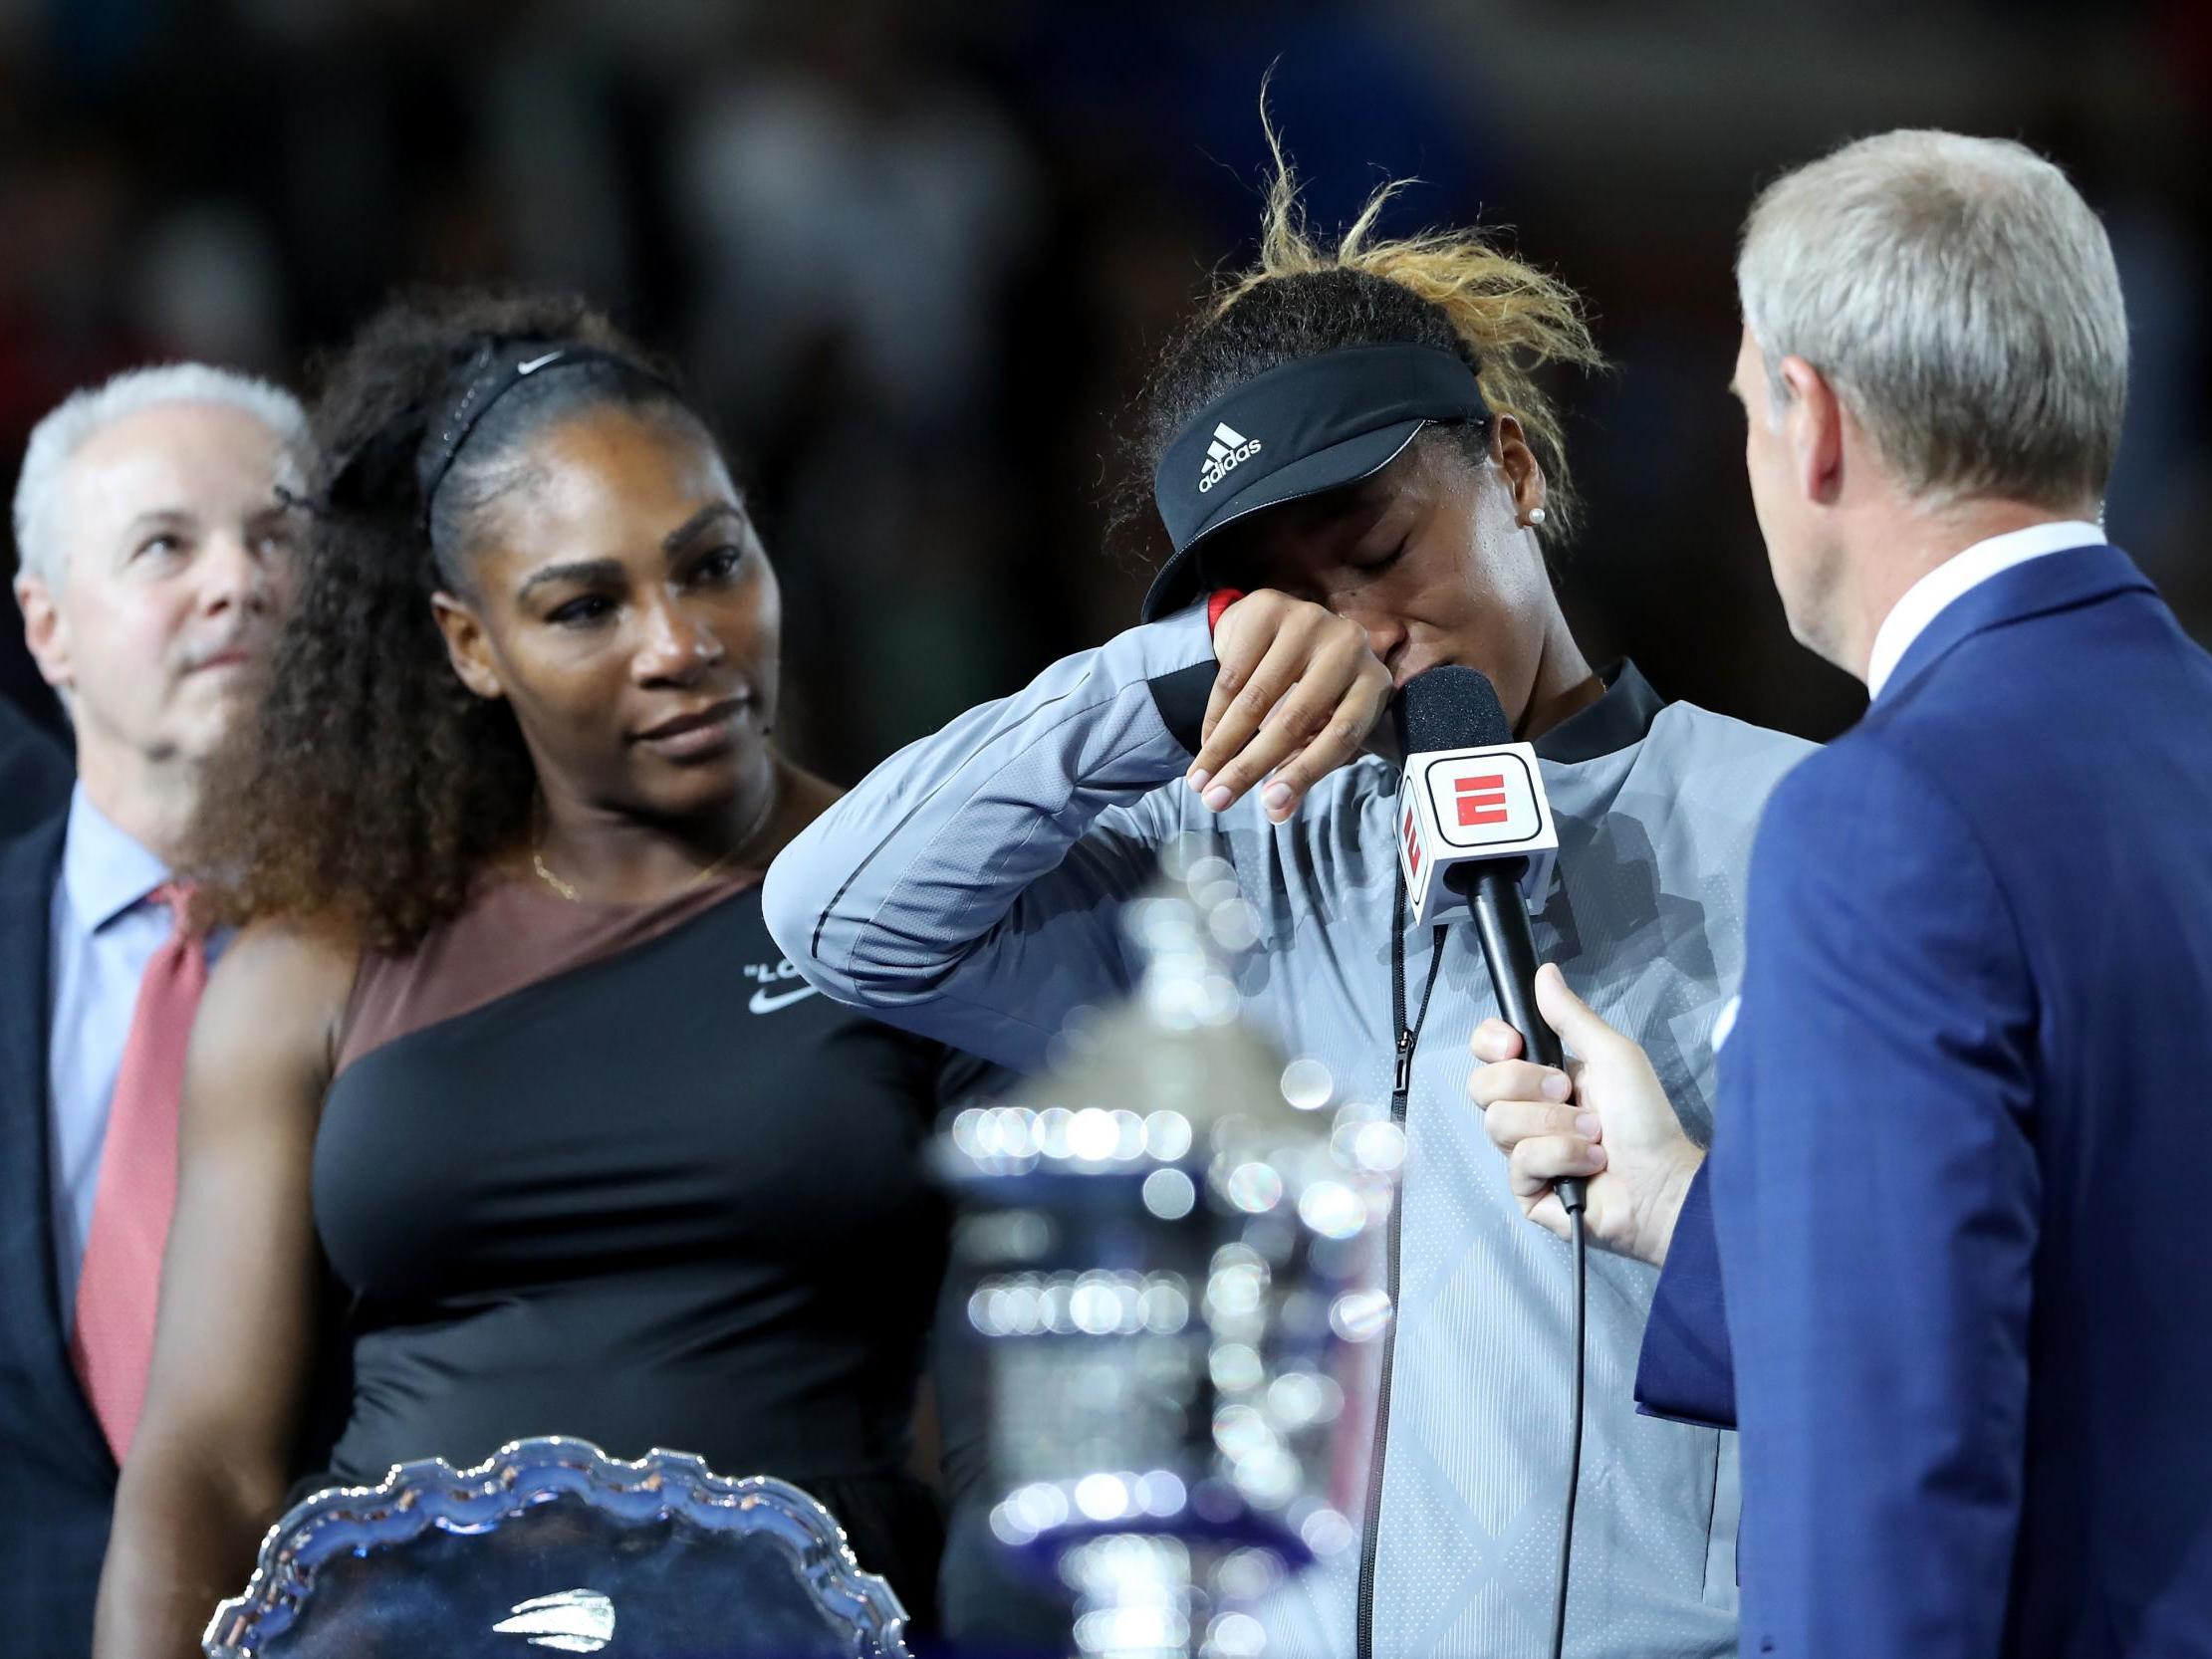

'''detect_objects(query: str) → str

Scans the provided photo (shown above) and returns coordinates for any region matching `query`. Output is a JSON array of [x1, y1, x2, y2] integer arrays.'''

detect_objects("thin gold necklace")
[[531, 782, 778, 905]]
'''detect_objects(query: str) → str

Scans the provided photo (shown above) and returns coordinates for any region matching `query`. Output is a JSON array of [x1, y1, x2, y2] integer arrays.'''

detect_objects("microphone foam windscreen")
[[1391, 664, 1513, 754]]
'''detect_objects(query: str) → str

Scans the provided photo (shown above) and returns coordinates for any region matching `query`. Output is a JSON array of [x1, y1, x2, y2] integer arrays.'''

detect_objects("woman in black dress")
[[95, 293, 985, 1655]]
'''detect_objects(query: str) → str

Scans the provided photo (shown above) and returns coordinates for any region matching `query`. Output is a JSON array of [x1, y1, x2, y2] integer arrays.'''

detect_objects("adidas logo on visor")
[[1198, 422, 1263, 493]]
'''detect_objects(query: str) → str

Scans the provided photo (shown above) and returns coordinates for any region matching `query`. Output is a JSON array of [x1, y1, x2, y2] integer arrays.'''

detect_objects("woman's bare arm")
[[92, 922, 353, 1659]]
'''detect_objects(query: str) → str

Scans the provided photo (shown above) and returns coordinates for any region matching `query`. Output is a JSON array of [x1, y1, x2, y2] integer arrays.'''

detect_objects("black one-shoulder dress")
[[309, 875, 978, 1629]]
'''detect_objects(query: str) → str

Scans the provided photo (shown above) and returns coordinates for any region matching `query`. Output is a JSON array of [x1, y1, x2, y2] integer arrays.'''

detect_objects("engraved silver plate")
[[201, 1435, 911, 1658]]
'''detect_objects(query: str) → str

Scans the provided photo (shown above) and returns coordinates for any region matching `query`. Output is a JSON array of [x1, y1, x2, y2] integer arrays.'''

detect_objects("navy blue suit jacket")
[[1637, 546, 2212, 1657], [0, 816, 120, 1659], [0, 696, 70, 840]]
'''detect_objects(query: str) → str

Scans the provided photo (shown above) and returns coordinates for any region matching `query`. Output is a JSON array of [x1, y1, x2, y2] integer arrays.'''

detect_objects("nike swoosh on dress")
[[748, 983, 821, 1016]]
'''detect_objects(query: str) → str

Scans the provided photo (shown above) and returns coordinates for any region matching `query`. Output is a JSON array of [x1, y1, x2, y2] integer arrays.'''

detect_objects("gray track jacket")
[[763, 605, 1811, 1657]]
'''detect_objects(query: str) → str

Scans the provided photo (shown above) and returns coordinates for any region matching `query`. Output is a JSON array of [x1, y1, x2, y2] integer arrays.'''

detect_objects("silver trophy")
[[936, 842, 1399, 1659], [201, 1436, 910, 1658]]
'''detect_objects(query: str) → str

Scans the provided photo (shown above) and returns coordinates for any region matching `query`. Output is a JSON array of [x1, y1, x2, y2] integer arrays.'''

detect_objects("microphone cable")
[[1551, 1194, 1588, 1659]]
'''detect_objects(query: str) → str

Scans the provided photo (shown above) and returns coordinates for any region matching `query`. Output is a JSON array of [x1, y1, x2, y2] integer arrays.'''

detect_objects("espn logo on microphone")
[[1456, 773, 1510, 828], [1396, 742, 1559, 924], [1428, 753, 1544, 849]]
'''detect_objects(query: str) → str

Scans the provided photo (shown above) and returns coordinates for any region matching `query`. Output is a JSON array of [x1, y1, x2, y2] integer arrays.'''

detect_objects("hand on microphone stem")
[[1186, 591, 1393, 824], [1468, 964, 1704, 1266]]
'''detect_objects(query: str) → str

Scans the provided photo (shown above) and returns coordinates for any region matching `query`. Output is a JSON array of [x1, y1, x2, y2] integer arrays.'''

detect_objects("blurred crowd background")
[[4, 0, 2207, 774]]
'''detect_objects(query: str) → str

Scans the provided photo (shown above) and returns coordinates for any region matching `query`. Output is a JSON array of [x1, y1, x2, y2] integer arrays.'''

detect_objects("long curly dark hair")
[[187, 290, 701, 952]]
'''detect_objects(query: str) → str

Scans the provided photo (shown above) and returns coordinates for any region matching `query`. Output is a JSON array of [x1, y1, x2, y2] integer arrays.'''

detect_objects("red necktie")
[[69, 882, 206, 1465]]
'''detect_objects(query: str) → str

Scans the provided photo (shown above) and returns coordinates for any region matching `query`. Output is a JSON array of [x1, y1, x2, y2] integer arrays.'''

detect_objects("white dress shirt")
[[1864, 519, 2105, 700]]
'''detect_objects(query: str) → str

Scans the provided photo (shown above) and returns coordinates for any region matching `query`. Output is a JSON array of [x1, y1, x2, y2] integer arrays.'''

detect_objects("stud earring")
[[1527, 507, 1549, 527]]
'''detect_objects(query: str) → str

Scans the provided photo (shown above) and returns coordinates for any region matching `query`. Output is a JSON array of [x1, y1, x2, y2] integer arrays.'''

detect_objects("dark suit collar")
[[0, 816, 117, 1482], [0, 820, 67, 1248], [1879, 544, 2152, 710]]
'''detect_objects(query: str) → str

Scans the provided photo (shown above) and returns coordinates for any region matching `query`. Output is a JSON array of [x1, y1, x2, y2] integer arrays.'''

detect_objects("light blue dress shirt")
[[45, 785, 227, 1330]]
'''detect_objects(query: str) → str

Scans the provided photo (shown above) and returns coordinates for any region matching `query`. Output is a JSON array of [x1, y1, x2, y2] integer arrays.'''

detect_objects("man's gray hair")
[[11, 361, 312, 588], [1736, 128, 2128, 512]]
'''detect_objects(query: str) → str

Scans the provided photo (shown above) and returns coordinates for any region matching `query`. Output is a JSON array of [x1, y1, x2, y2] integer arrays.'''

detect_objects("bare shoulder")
[[206, 917, 358, 1013], [194, 918, 361, 1093]]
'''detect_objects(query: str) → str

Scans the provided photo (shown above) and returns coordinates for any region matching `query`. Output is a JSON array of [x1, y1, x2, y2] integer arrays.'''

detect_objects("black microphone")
[[1395, 666, 1592, 1659], [1394, 666, 1583, 1215]]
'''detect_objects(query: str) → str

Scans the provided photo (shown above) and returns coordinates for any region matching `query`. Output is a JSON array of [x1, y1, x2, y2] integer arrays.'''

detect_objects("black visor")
[[1143, 344, 1489, 621]]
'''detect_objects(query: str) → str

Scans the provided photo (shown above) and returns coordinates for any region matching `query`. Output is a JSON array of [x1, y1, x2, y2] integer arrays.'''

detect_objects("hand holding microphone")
[[1468, 967, 1706, 1267], [1386, 662, 1707, 1253]]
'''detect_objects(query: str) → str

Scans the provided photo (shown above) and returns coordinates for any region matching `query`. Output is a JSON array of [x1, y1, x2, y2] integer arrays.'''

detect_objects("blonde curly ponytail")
[[1123, 117, 1606, 557]]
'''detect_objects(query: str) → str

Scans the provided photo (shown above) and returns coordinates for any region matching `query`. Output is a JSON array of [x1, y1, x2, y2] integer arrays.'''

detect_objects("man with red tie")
[[2, 365, 309, 1659]]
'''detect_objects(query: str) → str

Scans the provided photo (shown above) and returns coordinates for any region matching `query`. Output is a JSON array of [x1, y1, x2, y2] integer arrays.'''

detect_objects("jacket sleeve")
[[1633, 1163, 1736, 1429], [762, 607, 1215, 1071], [1711, 737, 2038, 1659]]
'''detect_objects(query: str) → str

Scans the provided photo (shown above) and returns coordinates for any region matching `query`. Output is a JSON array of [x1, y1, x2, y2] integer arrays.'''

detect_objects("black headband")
[[414, 342, 671, 527], [1143, 344, 1490, 622]]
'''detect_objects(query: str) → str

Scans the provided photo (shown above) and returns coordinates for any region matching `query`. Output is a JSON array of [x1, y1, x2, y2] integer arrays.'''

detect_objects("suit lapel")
[[0, 819, 118, 1481], [1881, 544, 2154, 709]]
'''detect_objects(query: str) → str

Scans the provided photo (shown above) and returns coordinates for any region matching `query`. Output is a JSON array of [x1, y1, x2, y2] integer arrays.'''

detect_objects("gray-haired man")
[[3, 364, 311, 1659], [1479, 129, 2212, 1658]]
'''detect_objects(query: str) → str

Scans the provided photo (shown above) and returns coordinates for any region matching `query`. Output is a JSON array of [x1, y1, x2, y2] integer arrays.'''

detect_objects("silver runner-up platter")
[[201, 1435, 911, 1658]]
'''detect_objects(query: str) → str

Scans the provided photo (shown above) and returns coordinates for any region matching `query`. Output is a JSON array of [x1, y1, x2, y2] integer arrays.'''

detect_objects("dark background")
[[5, 0, 2206, 776]]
